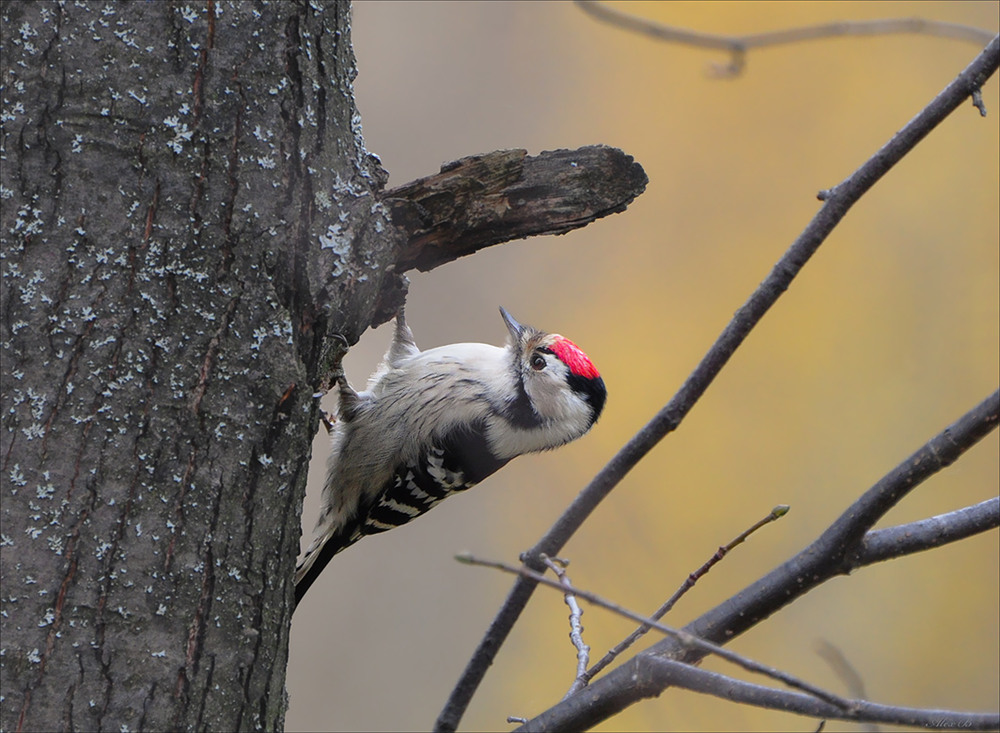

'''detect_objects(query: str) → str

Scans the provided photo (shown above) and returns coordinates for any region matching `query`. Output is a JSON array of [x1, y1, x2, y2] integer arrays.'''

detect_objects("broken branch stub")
[[383, 145, 648, 273]]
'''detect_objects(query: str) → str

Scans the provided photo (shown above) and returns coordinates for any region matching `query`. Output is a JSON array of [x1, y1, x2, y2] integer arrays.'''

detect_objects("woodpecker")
[[294, 307, 606, 606]]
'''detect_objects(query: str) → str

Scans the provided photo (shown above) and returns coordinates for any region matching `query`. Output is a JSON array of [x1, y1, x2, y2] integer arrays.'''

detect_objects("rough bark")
[[0, 2, 395, 730], [385, 146, 647, 272]]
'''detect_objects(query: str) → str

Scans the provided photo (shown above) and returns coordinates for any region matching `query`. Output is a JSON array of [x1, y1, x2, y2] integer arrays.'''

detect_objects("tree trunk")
[[0, 2, 397, 729]]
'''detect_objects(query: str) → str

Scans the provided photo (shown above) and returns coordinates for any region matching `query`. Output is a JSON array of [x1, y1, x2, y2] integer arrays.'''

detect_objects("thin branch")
[[384, 146, 647, 273], [814, 640, 880, 733], [637, 657, 1000, 731], [575, 1, 997, 77], [457, 553, 854, 712], [538, 556, 591, 700], [582, 505, 789, 685], [857, 496, 999, 566], [814, 640, 872, 703], [520, 390, 999, 732], [435, 33, 1000, 733], [812, 392, 999, 565]]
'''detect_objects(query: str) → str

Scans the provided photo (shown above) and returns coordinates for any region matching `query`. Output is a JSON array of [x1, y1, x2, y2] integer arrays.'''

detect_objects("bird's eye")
[[530, 354, 546, 371]]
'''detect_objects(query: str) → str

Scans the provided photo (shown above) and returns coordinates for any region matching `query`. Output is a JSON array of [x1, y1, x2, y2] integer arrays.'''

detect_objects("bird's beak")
[[499, 306, 525, 341]]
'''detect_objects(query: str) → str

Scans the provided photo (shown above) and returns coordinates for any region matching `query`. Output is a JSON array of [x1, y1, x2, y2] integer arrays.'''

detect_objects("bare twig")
[[583, 505, 789, 685], [575, 1, 997, 77], [815, 640, 880, 733], [457, 553, 854, 711], [858, 497, 1000, 566], [435, 34, 999, 733], [636, 657, 999, 730], [537, 556, 591, 700], [811, 394, 999, 564], [815, 640, 871, 701]]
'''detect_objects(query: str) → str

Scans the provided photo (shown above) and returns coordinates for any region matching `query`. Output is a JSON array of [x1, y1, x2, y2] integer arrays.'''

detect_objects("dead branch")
[[383, 146, 647, 273], [575, 1, 996, 77]]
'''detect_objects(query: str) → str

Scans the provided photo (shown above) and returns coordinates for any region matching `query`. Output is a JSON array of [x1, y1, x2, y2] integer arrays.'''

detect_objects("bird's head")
[[499, 307, 607, 440]]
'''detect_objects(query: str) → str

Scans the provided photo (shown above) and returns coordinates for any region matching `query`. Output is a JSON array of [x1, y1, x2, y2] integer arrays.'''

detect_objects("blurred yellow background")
[[287, 2, 999, 731]]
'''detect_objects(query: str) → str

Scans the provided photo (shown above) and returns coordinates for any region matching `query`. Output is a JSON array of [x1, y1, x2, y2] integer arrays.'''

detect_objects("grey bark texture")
[[1, 2, 394, 730]]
